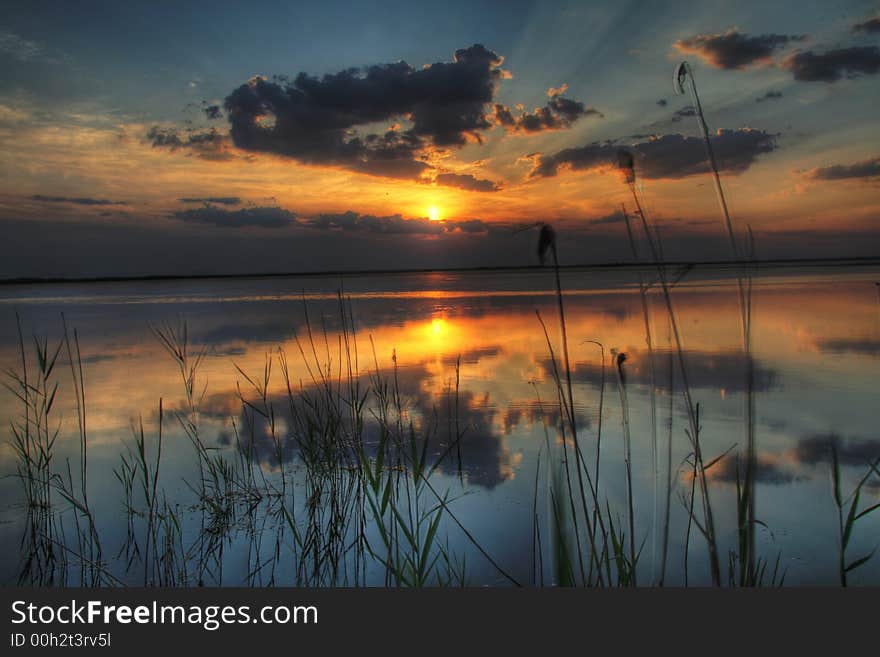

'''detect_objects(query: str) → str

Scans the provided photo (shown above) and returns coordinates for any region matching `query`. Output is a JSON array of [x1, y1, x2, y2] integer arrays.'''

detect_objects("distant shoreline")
[[2, 255, 878, 287]]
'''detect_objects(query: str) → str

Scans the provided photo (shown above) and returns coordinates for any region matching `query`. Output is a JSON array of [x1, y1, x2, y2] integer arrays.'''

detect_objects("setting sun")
[[427, 206, 441, 222]]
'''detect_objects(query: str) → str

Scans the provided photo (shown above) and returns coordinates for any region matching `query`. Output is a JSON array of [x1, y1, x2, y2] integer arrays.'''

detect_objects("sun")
[[427, 205, 441, 222]]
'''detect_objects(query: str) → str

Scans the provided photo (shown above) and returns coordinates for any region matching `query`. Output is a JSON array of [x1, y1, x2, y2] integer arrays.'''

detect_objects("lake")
[[1, 261, 878, 586]]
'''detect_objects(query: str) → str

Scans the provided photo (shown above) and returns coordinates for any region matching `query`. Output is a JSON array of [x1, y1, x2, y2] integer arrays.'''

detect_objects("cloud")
[[170, 205, 296, 228], [146, 125, 233, 160], [531, 128, 778, 179], [781, 46, 880, 82], [670, 106, 696, 122], [589, 211, 627, 226], [203, 104, 222, 120], [0, 31, 43, 62], [755, 90, 783, 103], [30, 194, 125, 206], [306, 210, 492, 235], [853, 16, 880, 34], [493, 95, 602, 134], [222, 44, 509, 179], [808, 156, 880, 180], [675, 28, 805, 69], [434, 172, 501, 192], [178, 196, 242, 205], [815, 337, 880, 355]]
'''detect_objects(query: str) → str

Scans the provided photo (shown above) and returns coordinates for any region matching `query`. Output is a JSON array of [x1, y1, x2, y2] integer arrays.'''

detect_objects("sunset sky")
[[1, 0, 879, 278]]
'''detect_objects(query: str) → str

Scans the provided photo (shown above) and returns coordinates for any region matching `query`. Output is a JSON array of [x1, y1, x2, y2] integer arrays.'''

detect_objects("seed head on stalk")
[[615, 352, 628, 385], [673, 58, 754, 586], [673, 61, 690, 96], [537, 223, 556, 266]]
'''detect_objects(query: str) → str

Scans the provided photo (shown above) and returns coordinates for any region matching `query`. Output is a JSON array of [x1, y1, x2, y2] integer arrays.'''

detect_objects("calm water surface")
[[1, 262, 878, 586]]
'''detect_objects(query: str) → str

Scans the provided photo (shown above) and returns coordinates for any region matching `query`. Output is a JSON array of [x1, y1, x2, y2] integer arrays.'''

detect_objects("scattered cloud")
[[808, 156, 880, 180], [531, 128, 778, 179], [171, 205, 296, 228], [589, 211, 627, 226], [853, 15, 880, 34], [178, 196, 242, 205], [815, 337, 880, 356], [493, 94, 602, 134], [0, 31, 43, 62], [146, 125, 234, 160], [674, 28, 805, 69], [817, 338, 880, 356], [166, 204, 501, 234], [671, 106, 696, 122], [306, 210, 493, 234], [203, 104, 223, 120], [781, 46, 880, 82], [434, 172, 501, 192], [30, 194, 125, 206]]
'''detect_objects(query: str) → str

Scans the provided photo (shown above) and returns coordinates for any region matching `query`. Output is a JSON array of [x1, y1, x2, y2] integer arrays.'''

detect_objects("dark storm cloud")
[[171, 205, 296, 228], [306, 210, 491, 235], [755, 90, 783, 103], [853, 16, 880, 34], [675, 28, 805, 69], [531, 128, 777, 179], [792, 434, 880, 467], [809, 156, 880, 180], [146, 125, 233, 160], [781, 46, 880, 82], [30, 194, 125, 206], [493, 96, 602, 134], [434, 172, 501, 192], [178, 196, 242, 205], [222, 44, 508, 179]]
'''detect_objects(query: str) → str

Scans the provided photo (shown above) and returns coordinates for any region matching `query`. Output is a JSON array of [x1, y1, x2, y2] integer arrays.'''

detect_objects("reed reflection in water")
[[0, 263, 878, 586]]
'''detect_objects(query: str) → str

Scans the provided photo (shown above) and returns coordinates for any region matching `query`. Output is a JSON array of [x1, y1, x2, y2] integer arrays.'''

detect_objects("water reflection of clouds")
[[556, 349, 780, 394], [703, 453, 804, 486], [202, 361, 527, 490], [790, 434, 880, 468], [1, 268, 879, 585], [1, 269, 877, 493]]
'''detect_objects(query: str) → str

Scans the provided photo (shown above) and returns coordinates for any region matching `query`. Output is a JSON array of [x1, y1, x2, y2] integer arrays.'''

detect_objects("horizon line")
[[2, 255, 879, 288]]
